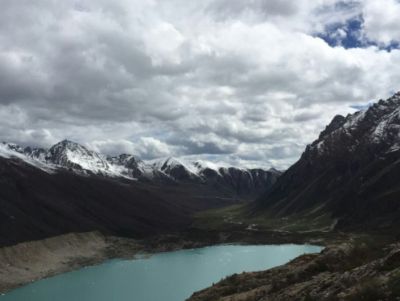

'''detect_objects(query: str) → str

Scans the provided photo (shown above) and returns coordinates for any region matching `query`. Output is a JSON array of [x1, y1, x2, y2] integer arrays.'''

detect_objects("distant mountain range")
[[256, 91, 400, 229], [5, 90, 400, 245], [0, 139, 280, 246], [0, 139, 280, 197]]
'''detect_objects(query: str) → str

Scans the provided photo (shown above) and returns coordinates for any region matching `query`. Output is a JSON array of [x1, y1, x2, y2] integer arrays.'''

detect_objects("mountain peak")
[[46, 140, 109, 172], [317, 114, 346, 140], [60, 139, 74, 144], [309, 91, 400, 159], [257, 92, 400, 228], [0, 139, 278, 188], [53, 139, 84, 149]]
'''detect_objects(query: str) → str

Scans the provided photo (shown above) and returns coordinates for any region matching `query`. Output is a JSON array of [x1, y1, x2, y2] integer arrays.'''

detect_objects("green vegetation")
[[192, 203, 334, 233], [192, 204, 247, 231]]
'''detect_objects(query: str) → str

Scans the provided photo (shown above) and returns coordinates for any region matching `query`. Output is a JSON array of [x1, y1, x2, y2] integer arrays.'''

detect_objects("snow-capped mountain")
[[146, 157, 281, 196], [0, 139, 280, 197], [148, 157, 202, 181], [0, 139, 280, 246], [0, 140, 137, 179], [256, 91, 400, 229], [25, 146, 47, 161], [0, 142, 53, 172], [309, 91, 400, 157], [107, 154, 146, 178], [46, 140, 110, 171]]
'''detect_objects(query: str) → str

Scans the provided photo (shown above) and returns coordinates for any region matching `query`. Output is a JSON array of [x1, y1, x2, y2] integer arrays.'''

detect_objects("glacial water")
[[0, 244, 322, 301]]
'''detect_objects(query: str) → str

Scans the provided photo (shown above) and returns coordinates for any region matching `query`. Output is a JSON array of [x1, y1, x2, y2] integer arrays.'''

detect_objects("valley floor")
[[1, 206, 397, 301]]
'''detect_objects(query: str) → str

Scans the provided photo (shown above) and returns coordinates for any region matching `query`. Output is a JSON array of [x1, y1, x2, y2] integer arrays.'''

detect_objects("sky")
[[1, 0, 400, 169]]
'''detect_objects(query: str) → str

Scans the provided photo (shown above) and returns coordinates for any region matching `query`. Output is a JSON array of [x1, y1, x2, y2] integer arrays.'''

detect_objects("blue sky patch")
[[318, 15, 399, 51], [318, 16, 365, 49]]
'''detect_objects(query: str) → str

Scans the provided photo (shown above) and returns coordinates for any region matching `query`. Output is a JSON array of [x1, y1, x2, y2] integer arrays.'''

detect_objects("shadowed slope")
[[255, 92, 400, 229]]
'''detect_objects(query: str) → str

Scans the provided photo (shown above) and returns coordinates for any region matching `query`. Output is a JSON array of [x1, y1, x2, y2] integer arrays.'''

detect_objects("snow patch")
[[0, 143, 55, 173], [0, 140, 273, 182]]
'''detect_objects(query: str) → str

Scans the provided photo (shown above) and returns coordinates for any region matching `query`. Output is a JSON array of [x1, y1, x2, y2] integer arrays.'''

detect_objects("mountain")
[[106, 153, 145, 178], [0, 141, 281, 199], [0, 139, 280, 246], [0, 155, 191, 246], [148, 157, 281, 197], [45, 140, 110, 171], [255, 91, 400, 229]]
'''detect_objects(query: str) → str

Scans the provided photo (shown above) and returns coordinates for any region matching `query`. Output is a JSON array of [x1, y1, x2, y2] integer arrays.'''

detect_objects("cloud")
[[362, 0, 400, 46], [0, 0, 399, 169], [88, 137, 173, 159], [207, 0, 301, 20]]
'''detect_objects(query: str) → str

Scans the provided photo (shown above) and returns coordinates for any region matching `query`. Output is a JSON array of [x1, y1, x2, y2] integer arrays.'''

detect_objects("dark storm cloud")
[[0, 0, 400, 168]]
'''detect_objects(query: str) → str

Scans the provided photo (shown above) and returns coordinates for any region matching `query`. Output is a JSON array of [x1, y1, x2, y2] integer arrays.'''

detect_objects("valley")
[[2, 0, 400, 299], [186, 92, 400, 300], [1, 92, 400, 300]]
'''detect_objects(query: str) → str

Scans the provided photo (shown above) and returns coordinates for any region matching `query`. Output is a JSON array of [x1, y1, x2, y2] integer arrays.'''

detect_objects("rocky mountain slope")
[[1, 140, 280, 199], [0, 140, 279, 247], [188, 92, 400, 301], [0, 156, 194, 246], [255, 92, 400, 229]]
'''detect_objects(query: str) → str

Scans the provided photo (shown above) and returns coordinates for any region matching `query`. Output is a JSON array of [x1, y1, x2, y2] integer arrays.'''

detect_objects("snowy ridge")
[[256, 91, 400, 226], [0, 140, 132, 178], [311, 92, 400, 156], [146, 157, 225, 179], [0, 143, 55, 173], [0, 140, 277, 183], [146, 157, 275, 181], [148, 157, 200, 176]]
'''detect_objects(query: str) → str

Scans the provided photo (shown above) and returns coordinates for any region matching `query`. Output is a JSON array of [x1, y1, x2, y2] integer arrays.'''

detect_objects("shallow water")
[[1, 244, 322, 301]]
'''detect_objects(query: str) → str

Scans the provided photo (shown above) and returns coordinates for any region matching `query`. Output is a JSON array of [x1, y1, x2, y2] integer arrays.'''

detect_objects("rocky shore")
[[0, 232, 142, 294], [187, 236, 400, 301]]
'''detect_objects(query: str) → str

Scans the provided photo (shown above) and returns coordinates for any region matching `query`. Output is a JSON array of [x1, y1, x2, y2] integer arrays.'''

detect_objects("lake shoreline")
[[187, 233, 400, 301], [0, 229, 338, 295]]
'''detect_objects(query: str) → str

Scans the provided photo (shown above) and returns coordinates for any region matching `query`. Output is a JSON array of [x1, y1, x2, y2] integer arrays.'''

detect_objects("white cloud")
[[89, 137, 173, 159], [135, 137, 173, 158], [0, 0, 399, 169], [362, 0, 400, 46]]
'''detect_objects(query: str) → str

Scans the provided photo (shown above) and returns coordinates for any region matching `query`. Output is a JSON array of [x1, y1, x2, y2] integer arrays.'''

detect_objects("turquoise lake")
[[0, 244, 322, 301]]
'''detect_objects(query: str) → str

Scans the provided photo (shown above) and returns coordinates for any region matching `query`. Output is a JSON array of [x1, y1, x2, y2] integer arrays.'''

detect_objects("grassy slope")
[[192, 204, 335, 233]]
